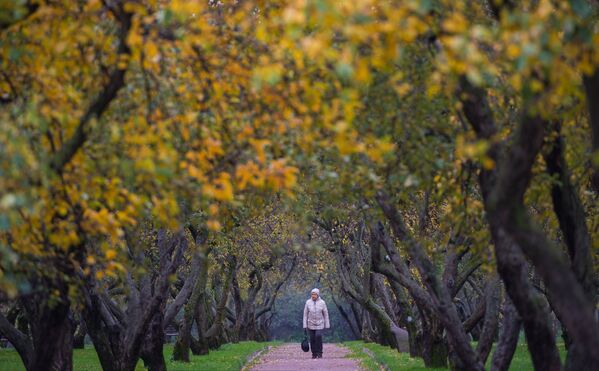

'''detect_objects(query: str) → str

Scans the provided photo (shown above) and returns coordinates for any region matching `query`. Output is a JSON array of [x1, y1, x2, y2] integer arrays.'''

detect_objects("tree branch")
[[164, 252, 203, 328], [490, 295, 521, 371], [457, 76, 587, 369], [376, 192, 484, 371], [583, 68, 599, 192], [0, 311, 33, 368], [49, 3, 133, 173], [543, 122, 596, 306]]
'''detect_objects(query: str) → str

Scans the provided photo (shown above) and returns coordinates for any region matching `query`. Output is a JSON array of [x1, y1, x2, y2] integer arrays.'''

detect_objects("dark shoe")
[[318, 354, 322, 358], [312, 354, 317, 359]]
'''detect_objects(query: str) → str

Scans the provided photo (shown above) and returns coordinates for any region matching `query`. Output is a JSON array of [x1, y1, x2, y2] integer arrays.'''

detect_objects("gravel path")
[[248, 343, 361, 371]]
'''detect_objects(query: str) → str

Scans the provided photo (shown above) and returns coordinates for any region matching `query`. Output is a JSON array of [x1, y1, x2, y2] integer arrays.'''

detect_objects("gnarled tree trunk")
[[491, 297, 521, 371], [84, 229, 188, 371], [420, 316, 447, 368], [140, 311, 167, 371], [457, 76, 599, 370], [476, 276, 500, 364], [173, 245, 210, 361]]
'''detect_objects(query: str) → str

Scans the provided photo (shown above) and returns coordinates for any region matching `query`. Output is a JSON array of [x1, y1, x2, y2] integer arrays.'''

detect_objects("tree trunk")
[[331, 295, 360, 339], [387, 279, 420, 357], [24, 292, 74, 371], [583, 69, 599, 193], [360, 310, 376, 342], [457, 79, 572, 370], [84, 229, 188, 371], [544, 123, 598, 371], [350, 302, 363, 335], [495, 231, 562, 370], [369, 224, 431, 357], [421, 319, 448, 368], [476, 276, 500, 364], [81, 289, 121, 371], [544, 123, 596, 306], [336, 237, 408, 352], [376, 198, 484, 371], [373, 273, 398, 324], [172, 305, 193, 362], [173, 246, 209, 361], [140, 311, 167, 371], [363, 297, 409, 352], [491, 297, 521, 371], [201, 266, 233, 350], [192, 295, 210, 355], [463, 298, 486, 335], [0, 310, 33, 370], [73, 320, 87, 349]]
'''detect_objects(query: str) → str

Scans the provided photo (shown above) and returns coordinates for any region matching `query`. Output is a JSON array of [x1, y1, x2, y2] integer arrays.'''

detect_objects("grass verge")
[[343, 341, 438, 371], [0, 341, 281, 371], [343, 340, 566, 371]]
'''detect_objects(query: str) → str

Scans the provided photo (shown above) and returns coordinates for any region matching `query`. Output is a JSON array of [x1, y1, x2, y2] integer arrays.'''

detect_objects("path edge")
[[241, 344, 277, 371], [341, 343, 389, 371], [361, 346, 390, 371]]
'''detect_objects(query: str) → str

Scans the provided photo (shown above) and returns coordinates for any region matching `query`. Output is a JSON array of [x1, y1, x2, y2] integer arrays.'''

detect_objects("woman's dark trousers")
[[309, 329, 323, 357]]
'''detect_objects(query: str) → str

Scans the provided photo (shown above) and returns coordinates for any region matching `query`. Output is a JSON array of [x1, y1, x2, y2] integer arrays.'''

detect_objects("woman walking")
[[303, 288, 330, 359]]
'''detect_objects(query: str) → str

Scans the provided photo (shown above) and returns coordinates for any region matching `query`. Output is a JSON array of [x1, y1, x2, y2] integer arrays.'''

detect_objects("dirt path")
[[248, 343, 361, 371]]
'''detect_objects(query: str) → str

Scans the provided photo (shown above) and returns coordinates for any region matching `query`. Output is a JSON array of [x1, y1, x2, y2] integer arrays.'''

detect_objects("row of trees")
[[277, 0, 599, 369], [1, 1, 305, 369], [0, 201, 301, 371], [1, 0, 598, 370]]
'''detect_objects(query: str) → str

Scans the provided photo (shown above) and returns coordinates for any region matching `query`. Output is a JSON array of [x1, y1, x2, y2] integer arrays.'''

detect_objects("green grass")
[[0, 341, 280, 371], [168, 342, 280, 371], [493, 341, 566, 371], [343, 341, 442, 371], [343, 340, 567, 371]]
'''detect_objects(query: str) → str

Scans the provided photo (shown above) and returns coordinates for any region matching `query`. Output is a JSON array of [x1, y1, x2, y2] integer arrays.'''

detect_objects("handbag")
[[301, 329, 310, 352]]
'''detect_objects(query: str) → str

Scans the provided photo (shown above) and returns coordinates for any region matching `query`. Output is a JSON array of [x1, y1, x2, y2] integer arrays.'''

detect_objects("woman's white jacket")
[[303, 298, 330, 330]]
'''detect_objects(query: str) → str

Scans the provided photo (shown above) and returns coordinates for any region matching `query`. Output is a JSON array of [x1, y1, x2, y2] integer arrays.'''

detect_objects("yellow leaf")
[[506, 44, 521, 59], [207, 219, 221, 231], [105, 249, 117, 260], [203, 172, 234, 201]]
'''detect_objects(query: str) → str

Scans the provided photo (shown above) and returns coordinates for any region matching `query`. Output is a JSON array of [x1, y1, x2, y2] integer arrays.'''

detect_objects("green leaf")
[[352, 13, 373, 24], [0, 215, 10, 231], [8, 47, 23, 61], [570, 0, 593, 18], [418, 0, 433, 15], [335, 62, 354, 80]]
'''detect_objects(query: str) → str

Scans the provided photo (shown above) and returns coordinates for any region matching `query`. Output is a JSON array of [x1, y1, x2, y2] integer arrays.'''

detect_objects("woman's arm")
[[323, 302, 330, 329], [303, 302, 308, 329]]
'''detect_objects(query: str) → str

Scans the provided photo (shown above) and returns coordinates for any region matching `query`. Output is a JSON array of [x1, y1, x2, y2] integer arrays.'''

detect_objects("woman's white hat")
[[311, 288, 320, 295]]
